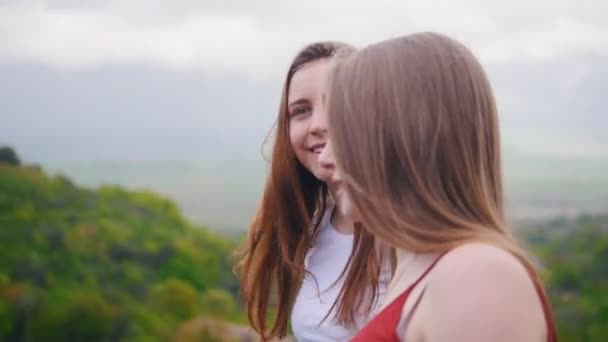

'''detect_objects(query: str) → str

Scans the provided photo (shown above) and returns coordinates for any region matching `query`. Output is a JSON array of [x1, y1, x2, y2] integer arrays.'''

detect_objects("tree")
[[0, 146, 20, 166], [30, 290, 117, 342], [201, 288, 236, 320], [151, 278, 200, 321]]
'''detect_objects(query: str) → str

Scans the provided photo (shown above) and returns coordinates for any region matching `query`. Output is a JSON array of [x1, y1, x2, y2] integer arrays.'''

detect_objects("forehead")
[[288, 59, 331, 102]]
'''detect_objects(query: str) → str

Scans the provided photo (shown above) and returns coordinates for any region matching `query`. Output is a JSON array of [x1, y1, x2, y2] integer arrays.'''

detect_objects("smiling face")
[[318, 139, 360, 220], [288, 58, 334, 182]]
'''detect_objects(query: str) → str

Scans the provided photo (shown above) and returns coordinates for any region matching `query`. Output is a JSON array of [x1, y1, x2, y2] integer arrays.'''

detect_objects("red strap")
[[353, 250, 556, 342], [405, 252, 448, 294], [350, 252, 448, 342]]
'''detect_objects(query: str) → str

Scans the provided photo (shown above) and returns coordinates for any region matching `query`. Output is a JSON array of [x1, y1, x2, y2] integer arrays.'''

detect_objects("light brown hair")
[[235, 41, 385, 340], [327, 32, 557, 337]]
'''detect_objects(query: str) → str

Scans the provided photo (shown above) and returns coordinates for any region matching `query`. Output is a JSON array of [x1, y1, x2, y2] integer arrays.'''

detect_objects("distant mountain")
[[40, 153, 608, 233]]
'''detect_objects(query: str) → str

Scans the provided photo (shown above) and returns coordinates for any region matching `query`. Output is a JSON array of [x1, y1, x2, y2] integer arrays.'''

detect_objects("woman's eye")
[[291, 106, 311, 117]]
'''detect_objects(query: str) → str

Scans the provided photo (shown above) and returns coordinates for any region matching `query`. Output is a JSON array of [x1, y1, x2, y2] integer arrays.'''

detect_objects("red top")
[[351, 252, 556, 342]]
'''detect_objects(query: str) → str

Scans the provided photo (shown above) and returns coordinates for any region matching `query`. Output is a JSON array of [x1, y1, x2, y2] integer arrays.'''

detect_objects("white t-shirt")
[[291, 208, 386, 341]]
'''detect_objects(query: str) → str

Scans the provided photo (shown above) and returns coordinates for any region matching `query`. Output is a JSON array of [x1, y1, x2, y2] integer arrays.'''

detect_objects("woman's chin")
[[315, 169, 334, 184]]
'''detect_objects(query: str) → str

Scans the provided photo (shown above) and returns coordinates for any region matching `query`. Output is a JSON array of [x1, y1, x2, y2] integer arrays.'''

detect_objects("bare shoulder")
[[432, 243, 531, 285], [423, 243, 546, 342]]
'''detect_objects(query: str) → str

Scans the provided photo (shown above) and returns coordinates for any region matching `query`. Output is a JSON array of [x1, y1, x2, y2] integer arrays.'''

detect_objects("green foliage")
[[0, 163, 242, 341], [523, 215, 608, 342], [201, 288, 237, 320], [29, 290, 118, 342], [151, 279, 199, 321], [0, 296, 13, 337], [3, 149, 606, 341]]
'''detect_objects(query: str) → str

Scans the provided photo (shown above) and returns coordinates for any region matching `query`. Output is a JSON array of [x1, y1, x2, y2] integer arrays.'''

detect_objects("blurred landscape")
[[2, 145, 607, 341], [42, 153, 608, 234], [43, 158, 267, 234], [1, 148, 257, 342]]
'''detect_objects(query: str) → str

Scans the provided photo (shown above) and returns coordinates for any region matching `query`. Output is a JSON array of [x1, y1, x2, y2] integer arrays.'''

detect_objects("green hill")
[[1, 146, 607, 341], [0, 157, 243, 341]]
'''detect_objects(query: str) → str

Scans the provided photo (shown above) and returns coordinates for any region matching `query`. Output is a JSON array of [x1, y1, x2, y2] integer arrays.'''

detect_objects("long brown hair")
[[235, 41, 385, 340], [328, 32, 557, 338]]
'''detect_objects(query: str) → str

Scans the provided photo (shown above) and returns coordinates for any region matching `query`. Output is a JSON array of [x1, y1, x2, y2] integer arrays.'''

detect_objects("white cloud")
[[476, 16, 608, 64], [0, 2, 288, 78], [0, 0, 606, 80]]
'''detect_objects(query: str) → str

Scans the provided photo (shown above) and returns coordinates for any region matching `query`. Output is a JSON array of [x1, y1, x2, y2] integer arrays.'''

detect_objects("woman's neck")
[[394, 249, 439, 270], [379, 249, 440, 310], [328, 183, 354, 235]]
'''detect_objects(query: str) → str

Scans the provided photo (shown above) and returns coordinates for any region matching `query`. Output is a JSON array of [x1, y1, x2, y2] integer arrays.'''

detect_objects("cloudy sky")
[[1, 0, 607, 162]]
